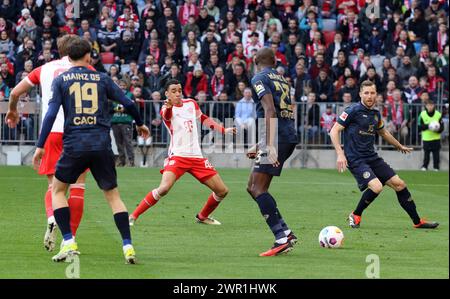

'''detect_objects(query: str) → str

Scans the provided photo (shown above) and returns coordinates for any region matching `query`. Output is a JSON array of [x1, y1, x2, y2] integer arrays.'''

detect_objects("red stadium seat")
[[100, 52, 115, 64], [323, 31, 336, 47]]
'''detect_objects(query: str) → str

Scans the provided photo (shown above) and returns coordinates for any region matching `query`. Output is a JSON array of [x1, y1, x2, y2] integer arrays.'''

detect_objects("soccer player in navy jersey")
[[329, 80, 438, 229], [32, 38, 150, 263], [247, 48, 299, 256]]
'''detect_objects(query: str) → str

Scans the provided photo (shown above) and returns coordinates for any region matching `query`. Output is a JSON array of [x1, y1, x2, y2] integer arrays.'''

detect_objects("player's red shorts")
[[160, 156, 218, 183], [38, 132, 63, 176]]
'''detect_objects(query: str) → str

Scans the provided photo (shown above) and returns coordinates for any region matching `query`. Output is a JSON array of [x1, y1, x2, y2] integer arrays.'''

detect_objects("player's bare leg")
[[385, 175, 439, 229], [50, 177, 79, 262], [103, 187, 136, 264], [196, 174, 229, 225], [247, 172, 295, 256], [349, 178, 383, 228], [44, 174, 58, 251], [129, 171, 178, 225]]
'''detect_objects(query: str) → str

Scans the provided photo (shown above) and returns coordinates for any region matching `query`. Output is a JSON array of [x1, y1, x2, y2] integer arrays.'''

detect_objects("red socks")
[[68, 183, 85, 237], [132, 189, 161, 219], [198, 193, 223, 220], [45, 185, 53, 219]]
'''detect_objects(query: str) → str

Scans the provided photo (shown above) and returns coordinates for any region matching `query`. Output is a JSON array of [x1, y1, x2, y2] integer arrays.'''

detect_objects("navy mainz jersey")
[[43, 66, 139, 152], [251, 67, 298, 144], [337, 102, 385, 163]]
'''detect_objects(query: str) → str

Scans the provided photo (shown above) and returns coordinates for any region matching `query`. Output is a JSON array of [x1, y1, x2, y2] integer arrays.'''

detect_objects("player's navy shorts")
[[55, 150, 117, 190], [253, 143, 297, 176], [348, 156, 397, 191]]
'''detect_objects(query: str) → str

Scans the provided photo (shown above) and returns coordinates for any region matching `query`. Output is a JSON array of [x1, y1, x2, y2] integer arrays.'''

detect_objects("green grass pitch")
[[0, 166, 448, 279]]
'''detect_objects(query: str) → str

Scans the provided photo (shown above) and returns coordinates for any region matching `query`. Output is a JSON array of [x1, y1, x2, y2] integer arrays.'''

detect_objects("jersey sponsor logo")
[[253, 80, 265, 96], [339, 112, 348, 121], [73, 116, 97, 125], [363, 171, 371, 179]]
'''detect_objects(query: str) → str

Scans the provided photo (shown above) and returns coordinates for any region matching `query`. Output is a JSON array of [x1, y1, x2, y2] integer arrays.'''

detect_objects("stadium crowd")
[[0, 0, 448, 149]]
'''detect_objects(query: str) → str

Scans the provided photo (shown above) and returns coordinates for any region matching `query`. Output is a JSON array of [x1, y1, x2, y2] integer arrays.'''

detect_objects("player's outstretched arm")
[[378, 128, 413, 154], [329, 122, 348, 172], [5, 79, 33, 128]]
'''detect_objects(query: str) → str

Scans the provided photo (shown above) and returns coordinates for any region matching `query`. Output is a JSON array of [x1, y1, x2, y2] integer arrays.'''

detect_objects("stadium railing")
[[1, 100, 448, 151]]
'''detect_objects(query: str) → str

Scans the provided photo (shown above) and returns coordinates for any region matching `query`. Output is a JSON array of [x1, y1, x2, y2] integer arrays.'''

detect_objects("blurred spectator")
[[309, 53, 329, 80], [0, 75, 9, 100], [37, 17, 58, 43], [78, 19, 98, 41], [115, 30, 140, 65], [0, 61, 14, 88], [430, 23, 448, 55], [390, 46, 405, 70], [304, 92, 321, 143], [205, 0, 220, 22], [178, 0, 199, 27], [210, 66, 229, 101], [160, 63, 185, 92], [313, 69, 334, 102], [98, 17, 120, 53], [80, 0, 99, 24], [56, 0, 74, 26], [90, 50, 106, 73], [184, 66, 208, 99], [339, 75, 359, 102], [117, 6, 140, 32], [386, 89, 409, 144], [60, 18, 77, 35], [0, 1, 16, 23], [0, 31, 14, 62], [17, 18, 38, 44], [397, 56, 418, 87], [320, 104, 336, 144], [182, 14, 201, 38], [426, 65, 444, 94], [82, 31, 100, 54], [147, 63, 162, 93], [234, 87, 256, 138], [108, 64, 122, 80], [182, 30, 201, 58], [407, 7, 429, 44], [16, 8, 33, 33], [212, 91, 235, 123], [111, 99, 136, 167]]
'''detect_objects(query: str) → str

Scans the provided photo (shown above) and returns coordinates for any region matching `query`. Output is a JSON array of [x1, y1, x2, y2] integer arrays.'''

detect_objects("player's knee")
[[394, 178, 406, 191], [248, 186, 264, 199], [216, 186, 228, 198], [158, 185, 171, 196], [369, 180, 383, 194]]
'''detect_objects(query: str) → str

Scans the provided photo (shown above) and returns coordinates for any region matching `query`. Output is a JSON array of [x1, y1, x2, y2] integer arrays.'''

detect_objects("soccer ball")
[[318, 226, 344, 248], [428, 121, 440, 132]]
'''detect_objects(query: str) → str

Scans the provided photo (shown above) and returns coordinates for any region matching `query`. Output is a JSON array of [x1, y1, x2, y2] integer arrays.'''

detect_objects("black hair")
[[67, 38, 92, 61], [164, 79, 181, 92]]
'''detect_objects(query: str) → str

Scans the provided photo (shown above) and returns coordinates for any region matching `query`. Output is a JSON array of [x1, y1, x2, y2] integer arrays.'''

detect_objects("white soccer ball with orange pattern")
[[318, 226, 345, 248]]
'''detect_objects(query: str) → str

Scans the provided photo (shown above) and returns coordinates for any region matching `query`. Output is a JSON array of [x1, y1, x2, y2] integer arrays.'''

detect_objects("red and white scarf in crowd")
[[437, 31, 447, 55], [211, 75, 224, 97], [149, 46, 160, 62], [388, 97, 404, 125], [180, 3, 197, 25]]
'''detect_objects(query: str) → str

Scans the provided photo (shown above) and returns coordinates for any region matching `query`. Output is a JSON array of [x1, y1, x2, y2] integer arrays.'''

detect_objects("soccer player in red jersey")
[[5, 35, 92, 251], [130, 79, 236, 225]]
